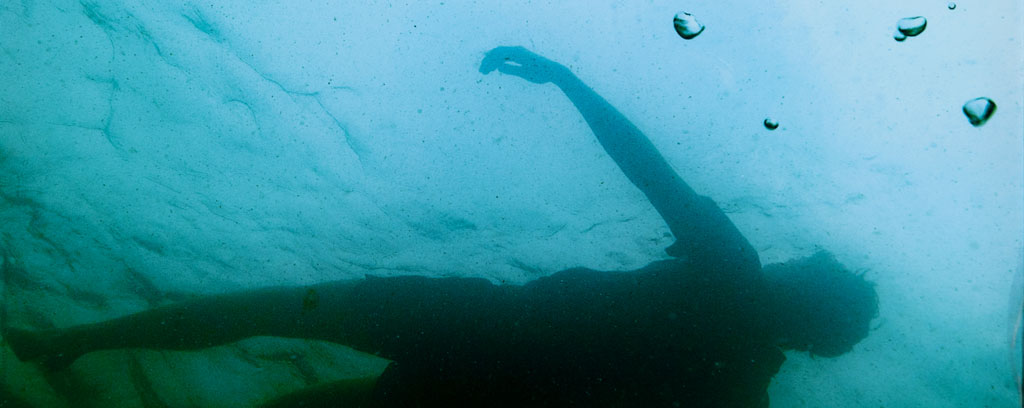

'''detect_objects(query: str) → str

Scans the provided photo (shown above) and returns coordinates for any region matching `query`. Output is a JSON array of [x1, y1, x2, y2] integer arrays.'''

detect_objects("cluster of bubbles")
[[671, 10, 997, 128]]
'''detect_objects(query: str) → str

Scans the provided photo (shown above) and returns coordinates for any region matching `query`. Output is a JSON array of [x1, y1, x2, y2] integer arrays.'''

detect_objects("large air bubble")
[[962, 97, 996, 127], [673, 12, 705, 40], [897, 16, 927, 37]]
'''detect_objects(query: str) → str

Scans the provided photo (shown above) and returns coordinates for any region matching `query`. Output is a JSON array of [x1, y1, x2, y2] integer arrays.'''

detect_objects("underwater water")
[[0, 0, 1021, 406]]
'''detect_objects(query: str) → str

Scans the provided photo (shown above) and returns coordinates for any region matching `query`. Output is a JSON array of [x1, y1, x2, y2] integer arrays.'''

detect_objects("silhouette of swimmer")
[[5, 47, 879, 407]]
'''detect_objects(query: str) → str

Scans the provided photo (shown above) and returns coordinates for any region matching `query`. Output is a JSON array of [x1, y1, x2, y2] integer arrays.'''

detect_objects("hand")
[[479, 46, 570, 84]]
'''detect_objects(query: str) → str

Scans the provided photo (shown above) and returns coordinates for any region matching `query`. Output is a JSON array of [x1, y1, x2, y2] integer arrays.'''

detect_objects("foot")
[[4, 326, 82, 371]]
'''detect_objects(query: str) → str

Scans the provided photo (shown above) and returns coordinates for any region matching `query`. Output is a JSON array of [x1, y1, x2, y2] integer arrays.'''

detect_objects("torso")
[[358, 259, 785, 407]]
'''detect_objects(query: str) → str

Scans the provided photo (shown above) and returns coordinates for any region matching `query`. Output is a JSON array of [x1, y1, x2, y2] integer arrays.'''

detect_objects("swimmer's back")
[[361, 258, 780, 407]]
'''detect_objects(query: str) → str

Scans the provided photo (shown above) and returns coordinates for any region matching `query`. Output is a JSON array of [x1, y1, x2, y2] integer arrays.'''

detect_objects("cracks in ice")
[[233, 347, 322, 386], [337, 258, 423, 276], [182, 16, 370, 171], [77, 0, 201, 150], [75, 0, 132, 152], [79, 0, 112, 31], [309, 87, 369, 167], [79, 0, 164, 62], [226, 51, 368, 168], [0, 242, 106, 318], [720, 196, 788, 218], [143, 175, 182, 195], [2, 75, 124, 150], [508, 258, 544, 276], [199, 198, 241, 226], [122, 262, 182, 307], [0, 0, 29, 18], [580, 216, 637, 234], [80, 1, 367, 167], [182, 5, 221, 42], [0, 195, 110, 306], [1, 243, 39, 292], [127, 354, 170, 407], [225, 98, 263, 150], [0, 191, 79, 277], [0, 117, 117, 150], [84, 75, 119, 149]]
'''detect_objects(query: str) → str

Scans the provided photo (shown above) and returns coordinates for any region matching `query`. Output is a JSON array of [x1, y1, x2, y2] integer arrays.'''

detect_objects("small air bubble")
[[763, 118, 779, 130], [673, 12, 705, 40], [897, 16, 927, 37], [947, 2, 956, 10], [962, 97, 996, 127]]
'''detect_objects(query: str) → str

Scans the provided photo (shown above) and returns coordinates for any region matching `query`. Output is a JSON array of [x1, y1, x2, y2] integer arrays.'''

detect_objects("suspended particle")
[[673, 12, 705, 40], [897, 16, 927, 37], [893, 30, 907, 42], [763, 118, 779, 130], [947, 2, 956, 10], [962, 97, 996, 127]]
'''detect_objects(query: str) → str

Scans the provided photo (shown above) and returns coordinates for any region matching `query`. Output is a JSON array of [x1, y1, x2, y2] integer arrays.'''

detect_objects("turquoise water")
[[1, 0, 1021, 406]]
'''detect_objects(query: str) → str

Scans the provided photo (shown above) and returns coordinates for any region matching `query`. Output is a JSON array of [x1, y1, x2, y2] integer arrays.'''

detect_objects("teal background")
[[1, 0, 1021, 406]]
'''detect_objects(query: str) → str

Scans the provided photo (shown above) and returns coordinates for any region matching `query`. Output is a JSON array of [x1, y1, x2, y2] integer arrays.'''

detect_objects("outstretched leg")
[[5, 280, 359, 370], [6, 274, 520, 372]]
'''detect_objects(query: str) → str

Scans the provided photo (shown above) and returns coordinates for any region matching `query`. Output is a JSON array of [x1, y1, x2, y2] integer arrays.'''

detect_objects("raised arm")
[[480, 46, 760, 272]]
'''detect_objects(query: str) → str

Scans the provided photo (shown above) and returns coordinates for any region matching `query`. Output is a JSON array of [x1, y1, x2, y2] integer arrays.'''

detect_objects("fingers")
[[478, 52, 505, 74], [479, 46, 531, 74], [480, 46, 559, 84], [488, 46, 528, 59], [495, 63, 526, 78], [480, 58, 538, 83]]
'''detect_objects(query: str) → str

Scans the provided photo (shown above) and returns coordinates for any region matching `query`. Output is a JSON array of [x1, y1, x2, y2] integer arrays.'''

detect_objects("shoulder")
[[662, 195, 763, 281]]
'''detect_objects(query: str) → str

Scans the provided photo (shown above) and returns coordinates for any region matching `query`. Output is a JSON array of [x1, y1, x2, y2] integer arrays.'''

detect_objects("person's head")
[[763, 250, 879, 357]]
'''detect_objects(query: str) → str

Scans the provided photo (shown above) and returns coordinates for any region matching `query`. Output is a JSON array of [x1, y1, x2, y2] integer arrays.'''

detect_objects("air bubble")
[[893, 31, 906, 42], [673, 12, 705, 40], [962, 97, 996, 127], [897, 16, 927, 37], [947, 2, 956, 10], [763, 118, 779, 130]]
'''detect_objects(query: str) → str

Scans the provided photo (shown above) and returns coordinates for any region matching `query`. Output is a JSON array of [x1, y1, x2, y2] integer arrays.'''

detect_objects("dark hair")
[[763, 250, 879, 357]]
